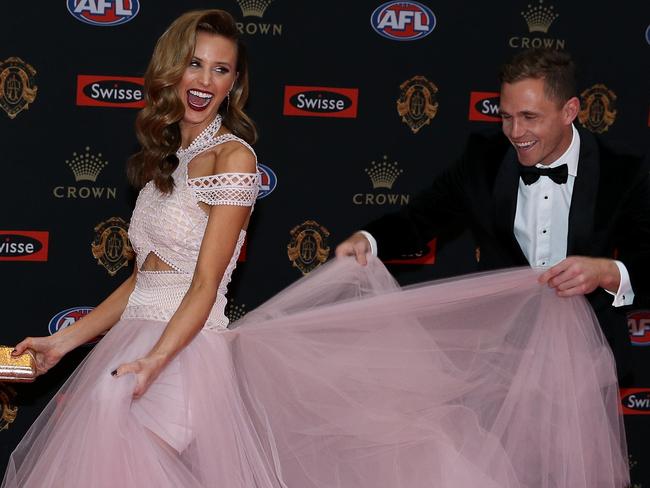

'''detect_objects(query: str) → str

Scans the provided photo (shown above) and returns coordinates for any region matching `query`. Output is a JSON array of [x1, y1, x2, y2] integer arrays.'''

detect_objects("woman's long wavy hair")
[[127, 9, 257, 193]]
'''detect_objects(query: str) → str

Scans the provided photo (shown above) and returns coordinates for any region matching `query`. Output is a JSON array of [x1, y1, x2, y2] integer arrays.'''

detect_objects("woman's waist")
[[122, 271, 228, 330]]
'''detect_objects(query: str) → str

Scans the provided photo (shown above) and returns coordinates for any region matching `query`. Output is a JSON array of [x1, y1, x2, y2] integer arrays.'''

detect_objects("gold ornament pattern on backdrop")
[[0, 57, 38, 119], [397, 76, 438, 134]]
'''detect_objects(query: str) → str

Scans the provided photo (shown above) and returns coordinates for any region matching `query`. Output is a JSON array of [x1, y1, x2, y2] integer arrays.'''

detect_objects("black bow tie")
[[519, 164, 569, 185]]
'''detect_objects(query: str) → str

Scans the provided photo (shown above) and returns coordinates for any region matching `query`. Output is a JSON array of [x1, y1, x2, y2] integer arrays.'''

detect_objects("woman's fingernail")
[[111, 369, 118, 376]]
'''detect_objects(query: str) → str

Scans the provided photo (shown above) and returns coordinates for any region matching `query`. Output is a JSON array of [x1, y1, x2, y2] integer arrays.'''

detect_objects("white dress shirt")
[[364, 124, 634, 307], [513, 125, 633, 306]]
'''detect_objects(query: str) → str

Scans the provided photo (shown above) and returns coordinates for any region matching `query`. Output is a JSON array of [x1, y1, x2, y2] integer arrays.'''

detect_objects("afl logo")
[[67, 0, 140, 27], [371, 1, 436, 41], [48, 307, 101, 345], [257, 164, 277, 199], [628, 311, 650, 346]]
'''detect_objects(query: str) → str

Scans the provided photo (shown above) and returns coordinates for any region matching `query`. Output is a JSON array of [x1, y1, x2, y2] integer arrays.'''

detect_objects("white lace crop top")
[[123, 115, 260, 330]]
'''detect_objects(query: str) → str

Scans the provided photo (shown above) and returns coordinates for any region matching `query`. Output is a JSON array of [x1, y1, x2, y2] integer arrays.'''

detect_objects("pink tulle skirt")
[[2, 257, 628, 487]]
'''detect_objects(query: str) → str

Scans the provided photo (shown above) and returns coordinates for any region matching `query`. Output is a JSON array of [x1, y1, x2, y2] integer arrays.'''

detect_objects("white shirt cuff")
[[606, 260, 634, 307], [358, 231, 378, 257]]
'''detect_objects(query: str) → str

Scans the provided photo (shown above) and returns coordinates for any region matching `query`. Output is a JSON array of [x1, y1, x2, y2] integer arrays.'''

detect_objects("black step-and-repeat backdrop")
[[2, 0, 649, 483]]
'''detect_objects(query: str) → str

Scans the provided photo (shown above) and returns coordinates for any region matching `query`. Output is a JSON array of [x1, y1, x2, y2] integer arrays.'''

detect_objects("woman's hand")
[[12, 336, 66, 377], [111, 354, 168, 399]]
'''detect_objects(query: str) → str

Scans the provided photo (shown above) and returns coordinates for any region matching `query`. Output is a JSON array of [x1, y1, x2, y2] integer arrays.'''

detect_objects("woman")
[[2, 9, 628, 488], [3, 9, 263, 487]]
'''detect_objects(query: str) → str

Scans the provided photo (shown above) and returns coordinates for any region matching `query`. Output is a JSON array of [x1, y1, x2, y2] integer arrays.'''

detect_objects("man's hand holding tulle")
[[538, 256, 621, 297], [335, 232, 372, 265]]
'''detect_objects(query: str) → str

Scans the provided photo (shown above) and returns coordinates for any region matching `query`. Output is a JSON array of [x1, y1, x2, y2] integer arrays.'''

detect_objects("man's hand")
[[335, 232, 372, 265], [539, 256, 621, 297]]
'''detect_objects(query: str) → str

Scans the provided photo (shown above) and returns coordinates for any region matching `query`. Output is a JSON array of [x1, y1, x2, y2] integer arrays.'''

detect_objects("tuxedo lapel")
[[493, 146, 528, 265], [567, 130, 599, 255]]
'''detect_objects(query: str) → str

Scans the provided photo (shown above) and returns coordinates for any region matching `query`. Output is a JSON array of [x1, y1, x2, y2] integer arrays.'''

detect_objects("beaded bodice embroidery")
[[123, 115, 260, 330]]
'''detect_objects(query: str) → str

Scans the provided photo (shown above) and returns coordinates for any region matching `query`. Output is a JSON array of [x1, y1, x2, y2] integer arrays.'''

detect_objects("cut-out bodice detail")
[[123, 115, 259, 330]]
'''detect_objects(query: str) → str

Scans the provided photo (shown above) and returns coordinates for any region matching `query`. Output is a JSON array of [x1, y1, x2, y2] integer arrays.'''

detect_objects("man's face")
[[499, 78, 577, 167]]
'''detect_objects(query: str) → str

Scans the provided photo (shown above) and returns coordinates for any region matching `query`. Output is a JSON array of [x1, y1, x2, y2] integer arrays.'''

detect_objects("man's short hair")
[[499, 48, 576, 105]]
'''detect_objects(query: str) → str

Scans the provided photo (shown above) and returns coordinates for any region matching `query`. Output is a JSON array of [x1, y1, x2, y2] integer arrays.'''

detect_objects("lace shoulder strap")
[[189, 171, 261, 207]]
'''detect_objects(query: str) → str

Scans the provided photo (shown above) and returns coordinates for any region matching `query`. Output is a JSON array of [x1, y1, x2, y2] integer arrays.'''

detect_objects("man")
[[336, 48, 650, 381]]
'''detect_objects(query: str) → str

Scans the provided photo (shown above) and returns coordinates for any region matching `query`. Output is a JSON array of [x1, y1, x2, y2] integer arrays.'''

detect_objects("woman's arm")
[[114, 143, 257, 398], [13, 266, 138, 375]]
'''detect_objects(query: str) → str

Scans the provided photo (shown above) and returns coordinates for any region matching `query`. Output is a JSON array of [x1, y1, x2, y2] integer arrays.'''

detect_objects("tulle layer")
[[2, 257, 628, 487]]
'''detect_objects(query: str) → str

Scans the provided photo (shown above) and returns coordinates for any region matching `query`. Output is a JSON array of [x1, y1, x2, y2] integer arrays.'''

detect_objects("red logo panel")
[[283, 86, 359, 118], [384, 238, 436, 265], [0, 231, 49, 261], [76, 75, 145, 108], [620, 388, 650, 415], [468, 91, 501, 122]]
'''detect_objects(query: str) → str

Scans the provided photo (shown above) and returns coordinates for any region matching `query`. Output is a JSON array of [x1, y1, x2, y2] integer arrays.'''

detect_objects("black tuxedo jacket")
[[366, 128, 650, 382]]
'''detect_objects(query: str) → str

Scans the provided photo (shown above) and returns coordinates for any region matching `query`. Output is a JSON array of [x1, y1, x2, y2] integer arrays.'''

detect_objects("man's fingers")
[[553, 275, 584, 292], [354, 245, 368, 266], [555, 285, 587, 297], [335, 241, 360, 258], [336, 235, 371, 265], [541, 260, 575, 286], [334, 243, 352, 258]]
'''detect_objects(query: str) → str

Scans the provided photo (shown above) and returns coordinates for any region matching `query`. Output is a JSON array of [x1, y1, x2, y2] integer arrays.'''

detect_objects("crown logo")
[[236, 0, 274, 17], [521, 0, 558, 33], [66, 147, 108, 182], [365, 156, 403, 190], [225, 302, 247, 323]]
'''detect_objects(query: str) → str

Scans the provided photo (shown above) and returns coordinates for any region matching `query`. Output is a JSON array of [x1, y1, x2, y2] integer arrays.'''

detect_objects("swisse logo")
[[257, 163, 277, 199], [76, 75, 144, 108], [283, 86, 358, 118], [0, 231, 49, 261], [371, 1, 436, 41], [620, 388, 650, 415], [48, 307, 102, 345], [629, 311, 650, 346], [468, 91, 501, 122], [67, 0, 140, 27]]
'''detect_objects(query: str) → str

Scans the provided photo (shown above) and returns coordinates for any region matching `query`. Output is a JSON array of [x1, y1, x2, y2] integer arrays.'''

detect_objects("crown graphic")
[[365, 156, 403, 190], [66, 147, 108, 182], [521, 1, 558, 33], [236, 0, 274, 17]]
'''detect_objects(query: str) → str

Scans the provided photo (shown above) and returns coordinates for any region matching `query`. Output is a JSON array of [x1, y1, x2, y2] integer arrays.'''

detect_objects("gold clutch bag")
[[0, 346, 36, 382]]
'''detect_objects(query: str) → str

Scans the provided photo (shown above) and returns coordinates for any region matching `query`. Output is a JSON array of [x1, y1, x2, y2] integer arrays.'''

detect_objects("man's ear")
[[563, 96, 580, 124]]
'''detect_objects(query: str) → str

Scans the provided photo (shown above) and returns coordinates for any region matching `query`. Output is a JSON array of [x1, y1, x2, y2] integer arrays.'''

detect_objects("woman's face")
[[177, 32, 238, 134]]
